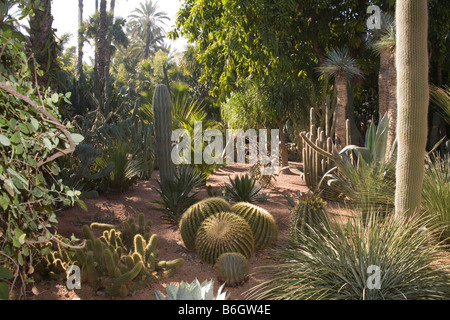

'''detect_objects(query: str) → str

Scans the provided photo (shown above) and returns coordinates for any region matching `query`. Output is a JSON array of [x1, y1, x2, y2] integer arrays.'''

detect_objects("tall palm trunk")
[[386, 48, 397, 158], [378, 50, 390, 118], [334, 73, 348, 146], [395, 0, 429, 217], [97, 0, 107, 82], [77, 0, 84, 82], [29, 0, 58, 92]]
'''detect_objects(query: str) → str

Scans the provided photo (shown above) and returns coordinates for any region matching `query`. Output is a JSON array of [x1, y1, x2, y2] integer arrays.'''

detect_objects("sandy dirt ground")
[[30, 162, 353, 300]]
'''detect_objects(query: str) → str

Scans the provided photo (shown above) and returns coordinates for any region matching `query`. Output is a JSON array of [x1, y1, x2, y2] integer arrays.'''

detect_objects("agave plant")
[[153, 165, 207, 223], [222, 174, 268, 203], [154, 278, 229, 300], [320, 115, 396, 216], [246, 211, 450, 300]]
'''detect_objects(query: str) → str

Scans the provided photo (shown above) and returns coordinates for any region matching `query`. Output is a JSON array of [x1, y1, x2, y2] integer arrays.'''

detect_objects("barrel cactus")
[[152, 84, 176, 187], [288, 192, 330, 242], [215, 252, 249, 287], [231, 202, 278, 251], [195, 212, 254, 264], [179, 197, 232, 251]]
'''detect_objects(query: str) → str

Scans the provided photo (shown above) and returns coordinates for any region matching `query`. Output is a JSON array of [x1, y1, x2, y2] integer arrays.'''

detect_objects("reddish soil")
[[30, 162, 348, 300]]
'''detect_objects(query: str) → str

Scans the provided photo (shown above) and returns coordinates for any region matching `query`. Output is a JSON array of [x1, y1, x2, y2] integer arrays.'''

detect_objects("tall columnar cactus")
[[195, 212, 255, 265], [395, 0, 429, 216], [153, 84, 176, 187], [179, 197, 232, 251], [231, 202, 278, 251]]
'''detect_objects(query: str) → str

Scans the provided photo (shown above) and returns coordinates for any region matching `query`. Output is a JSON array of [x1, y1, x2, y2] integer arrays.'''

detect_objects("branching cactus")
[[152, 84, 176, 187]]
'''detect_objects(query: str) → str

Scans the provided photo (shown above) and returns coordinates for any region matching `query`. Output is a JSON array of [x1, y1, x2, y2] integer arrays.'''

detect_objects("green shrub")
[[0, 31, 83, 298], [247, 212, 450, 300]]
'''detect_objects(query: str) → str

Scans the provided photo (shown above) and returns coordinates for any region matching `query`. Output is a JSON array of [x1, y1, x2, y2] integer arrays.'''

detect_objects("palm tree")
[[372, 15, 397, 158], [77, 0, 84, 81], [127, 0, 169, 60], [321, 48, 364, 146], [28, 0, 59, 91]]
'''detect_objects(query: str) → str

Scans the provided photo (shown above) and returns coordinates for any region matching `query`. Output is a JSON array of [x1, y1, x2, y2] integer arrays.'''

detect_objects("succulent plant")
[[154, 278, 229, 300], [215, 252, 249, 287], [285, 192, 330, 242], [179, 197, 232, 251], [195, 212, 254, 265], [153, 84, 176, 187], [231, 202, 278, 251], [222, 173, 268, 203]]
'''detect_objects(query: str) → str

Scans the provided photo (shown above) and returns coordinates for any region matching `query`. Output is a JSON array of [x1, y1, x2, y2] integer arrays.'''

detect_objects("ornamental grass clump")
[[246, 211, 450, 300]]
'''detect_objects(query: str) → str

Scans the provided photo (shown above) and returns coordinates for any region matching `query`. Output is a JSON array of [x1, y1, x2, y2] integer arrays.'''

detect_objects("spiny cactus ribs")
[[215, 252, 249, 287], [179, 197, 232, 251], [195, 211, 254, 265], [231, 202, 278, 251]]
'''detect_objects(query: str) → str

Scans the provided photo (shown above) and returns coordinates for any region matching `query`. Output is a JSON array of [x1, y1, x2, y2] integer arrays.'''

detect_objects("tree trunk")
[[77, 0, 84, 82], [334, 73, 348, 146], [386, 48, 397, 158], [28, 0, 59, 92], [395, 0, 429, 217], [97, 0, 107, 81], [278, 119, 292, 174], [378, 49, 390, 118]]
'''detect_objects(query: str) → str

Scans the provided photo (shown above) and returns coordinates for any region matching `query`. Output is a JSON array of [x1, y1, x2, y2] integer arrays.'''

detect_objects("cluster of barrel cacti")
[[178, 197, 278, 286]]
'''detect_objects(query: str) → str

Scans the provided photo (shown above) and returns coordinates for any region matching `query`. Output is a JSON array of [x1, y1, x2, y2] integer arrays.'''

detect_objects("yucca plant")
[[154, 278, 229, 300], [153, 165, 207, 223], [223, 174, 268, 203], [422, 153, 450, 241], [246, 211, 450, 300]]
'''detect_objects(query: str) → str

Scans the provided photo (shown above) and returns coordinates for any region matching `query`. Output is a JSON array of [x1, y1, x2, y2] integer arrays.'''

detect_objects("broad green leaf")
[[0, 267, 13, 280], [0, 134, 10, 146], [70, 133, 84, 144], [0, 282, 9, 300]]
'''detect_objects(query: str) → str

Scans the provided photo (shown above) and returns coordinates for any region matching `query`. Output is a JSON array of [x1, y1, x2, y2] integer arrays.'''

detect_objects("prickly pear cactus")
[[215, 252, 249, 287], [179, 197, 232, 251], [231, 202, 278, 251], [152, 84, 176, 187]]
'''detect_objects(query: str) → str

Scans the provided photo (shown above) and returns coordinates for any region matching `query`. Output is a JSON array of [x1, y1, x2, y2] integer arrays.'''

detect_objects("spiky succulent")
[[215, 252, 249, 287], [231, 202, 278, 251], [179, 197, 232, 251], [195, 212, 254, 265], [154, 278, 229, 300]]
